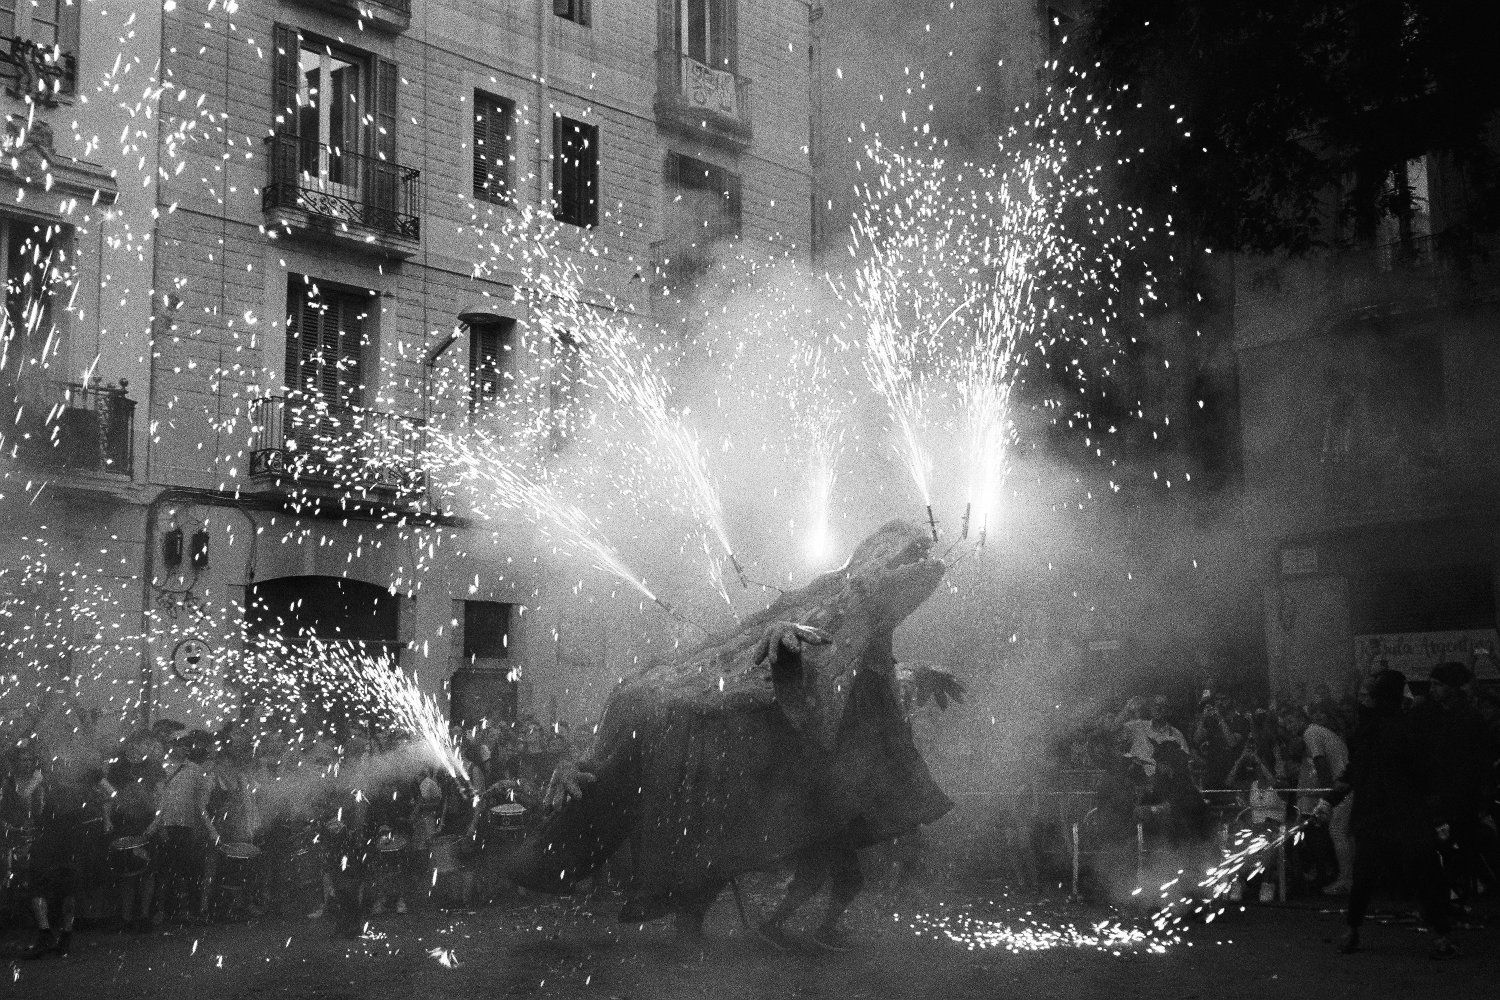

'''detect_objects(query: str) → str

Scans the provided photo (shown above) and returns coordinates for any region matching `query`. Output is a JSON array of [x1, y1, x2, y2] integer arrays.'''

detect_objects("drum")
[[490, 803, 527, 831], [108, 835, 151, 876], [374, 831, 408, 854], [216, 841, 262, 887], [217, 841, 262, 861]]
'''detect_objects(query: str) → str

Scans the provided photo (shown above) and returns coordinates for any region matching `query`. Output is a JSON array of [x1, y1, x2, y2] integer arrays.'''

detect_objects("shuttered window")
[[468, 317, 515, 412], [284, 274, 372, 408], [270, 24, 399, 216], [552, 116, 599, 228], [473, 92, 515, 204]]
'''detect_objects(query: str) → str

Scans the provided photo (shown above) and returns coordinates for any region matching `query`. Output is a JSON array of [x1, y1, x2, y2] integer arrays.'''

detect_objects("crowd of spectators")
[[1053, 662, 1500, 924], [0, 706, 584, 958]]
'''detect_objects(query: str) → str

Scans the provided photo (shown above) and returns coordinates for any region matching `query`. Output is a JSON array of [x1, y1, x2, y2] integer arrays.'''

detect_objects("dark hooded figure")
[[507, 520, 952, 949], [1316, 669, 1455, 959]]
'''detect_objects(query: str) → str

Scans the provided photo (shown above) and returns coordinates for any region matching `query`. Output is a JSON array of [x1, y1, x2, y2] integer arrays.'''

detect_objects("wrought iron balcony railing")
[[263, 135, 421, 242], [1, 36, 76, 106], [3, 380, 134, 477], [248, 394, 426, 495], [656, 48, 752, 143]]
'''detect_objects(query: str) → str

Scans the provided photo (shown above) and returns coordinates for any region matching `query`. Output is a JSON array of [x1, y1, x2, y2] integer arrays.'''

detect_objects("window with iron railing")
[[265, 24, 418, 241], [0, 0, 77, 104]]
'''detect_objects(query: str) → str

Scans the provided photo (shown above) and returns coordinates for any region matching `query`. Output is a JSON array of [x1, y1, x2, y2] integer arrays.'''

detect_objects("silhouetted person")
[[1412, 661, 1490, 905], [1316, 669, 1455, 958]]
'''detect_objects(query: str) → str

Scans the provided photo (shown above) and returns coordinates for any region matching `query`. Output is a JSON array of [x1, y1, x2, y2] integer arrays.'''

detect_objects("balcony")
[[655, 49, 752, 149], [263, 136, 420, 258], [248, 395, 426, 501], [3, 380, 134, 478], [282, 0, 411, 34]]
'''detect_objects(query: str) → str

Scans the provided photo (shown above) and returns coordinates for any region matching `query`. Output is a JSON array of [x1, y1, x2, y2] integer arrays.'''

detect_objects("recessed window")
[[553, 0, 589, 27], [285, 274, 373, 409], [552, 116, 599, 228], [463, 600, 513, 664], [0, 217, 67, 378], [468, 317, 515, 413], [473, 91, 515, 205], [666, 152, 742, 241]]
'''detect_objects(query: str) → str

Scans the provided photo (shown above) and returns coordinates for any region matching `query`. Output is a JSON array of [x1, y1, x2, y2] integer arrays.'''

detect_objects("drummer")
[[365, 775, 414, 916], [107, 756, 159, 931], [201, 743, 261, 920]]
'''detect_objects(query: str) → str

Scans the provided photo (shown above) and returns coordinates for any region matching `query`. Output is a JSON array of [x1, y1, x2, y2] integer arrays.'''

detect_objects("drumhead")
[[375, 835, 408, 853], [110, 835, 149, 851], [491, 803, 526, 816]]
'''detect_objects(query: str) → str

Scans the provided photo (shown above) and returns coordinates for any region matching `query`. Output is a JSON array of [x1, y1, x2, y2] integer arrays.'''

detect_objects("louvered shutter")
[[58, 0, 80, 92], [710, 0, 728, 69], [551, 115, 564, 219], [369, 58, 400, 229], [474, 96, 511, 202], [335, 294, 365, 408], [472, 98, 490, 199], [271, 24, 301, 189], [580, 122, 598, 227], [725, 169, 743, 237], [724, 0, 738, 73]]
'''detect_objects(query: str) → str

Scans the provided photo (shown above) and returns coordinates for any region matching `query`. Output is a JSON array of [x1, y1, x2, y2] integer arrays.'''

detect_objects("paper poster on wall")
[[1354, 629, 1500, 681]]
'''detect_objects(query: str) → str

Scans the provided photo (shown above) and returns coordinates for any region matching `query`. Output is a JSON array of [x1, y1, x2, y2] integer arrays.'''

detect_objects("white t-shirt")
[[1297, 723, 1348, 813]]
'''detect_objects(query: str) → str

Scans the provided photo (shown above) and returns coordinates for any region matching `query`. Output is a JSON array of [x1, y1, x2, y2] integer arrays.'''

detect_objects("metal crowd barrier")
[[944, 782, 1334, 902]]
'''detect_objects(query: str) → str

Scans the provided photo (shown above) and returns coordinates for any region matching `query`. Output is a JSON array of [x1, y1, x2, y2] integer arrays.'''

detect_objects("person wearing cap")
[[1314, 669, 1456, 958], [1413, 661, 1490, 905]]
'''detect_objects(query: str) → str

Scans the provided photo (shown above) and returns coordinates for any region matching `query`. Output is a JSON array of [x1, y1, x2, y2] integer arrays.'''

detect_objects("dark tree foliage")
[[1082, 0, 1500, 254]]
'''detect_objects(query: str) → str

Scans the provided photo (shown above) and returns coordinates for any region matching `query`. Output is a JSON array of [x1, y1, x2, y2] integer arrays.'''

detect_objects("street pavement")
[[3, 887, 1495, 1000]]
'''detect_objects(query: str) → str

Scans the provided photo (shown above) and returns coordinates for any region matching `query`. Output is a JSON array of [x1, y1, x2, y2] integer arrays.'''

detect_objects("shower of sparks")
[[910, 819, 1310, 954], [0, 11, 1224, 982], [909, 904, 1175, 955], [426, 423, 666, 614]]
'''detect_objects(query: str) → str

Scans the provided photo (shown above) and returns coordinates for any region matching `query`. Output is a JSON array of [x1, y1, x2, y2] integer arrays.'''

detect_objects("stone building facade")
[[1235, 147, 1500, 699], [1, 0, 815, 735]]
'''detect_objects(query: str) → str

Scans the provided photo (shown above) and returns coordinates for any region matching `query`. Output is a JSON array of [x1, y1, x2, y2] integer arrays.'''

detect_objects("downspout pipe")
[[421, 327, 463, 429]]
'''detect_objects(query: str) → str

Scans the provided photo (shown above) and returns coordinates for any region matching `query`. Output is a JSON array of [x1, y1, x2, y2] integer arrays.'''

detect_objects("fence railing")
[[248, 394, 426, 494], [3, 380, 134, 477], [263, 135, 421, 241]]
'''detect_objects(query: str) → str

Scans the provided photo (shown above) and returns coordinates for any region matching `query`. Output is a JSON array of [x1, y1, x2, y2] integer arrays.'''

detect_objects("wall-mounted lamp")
[[162, 526, 184, 569], [191, 529, 210, 570]]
